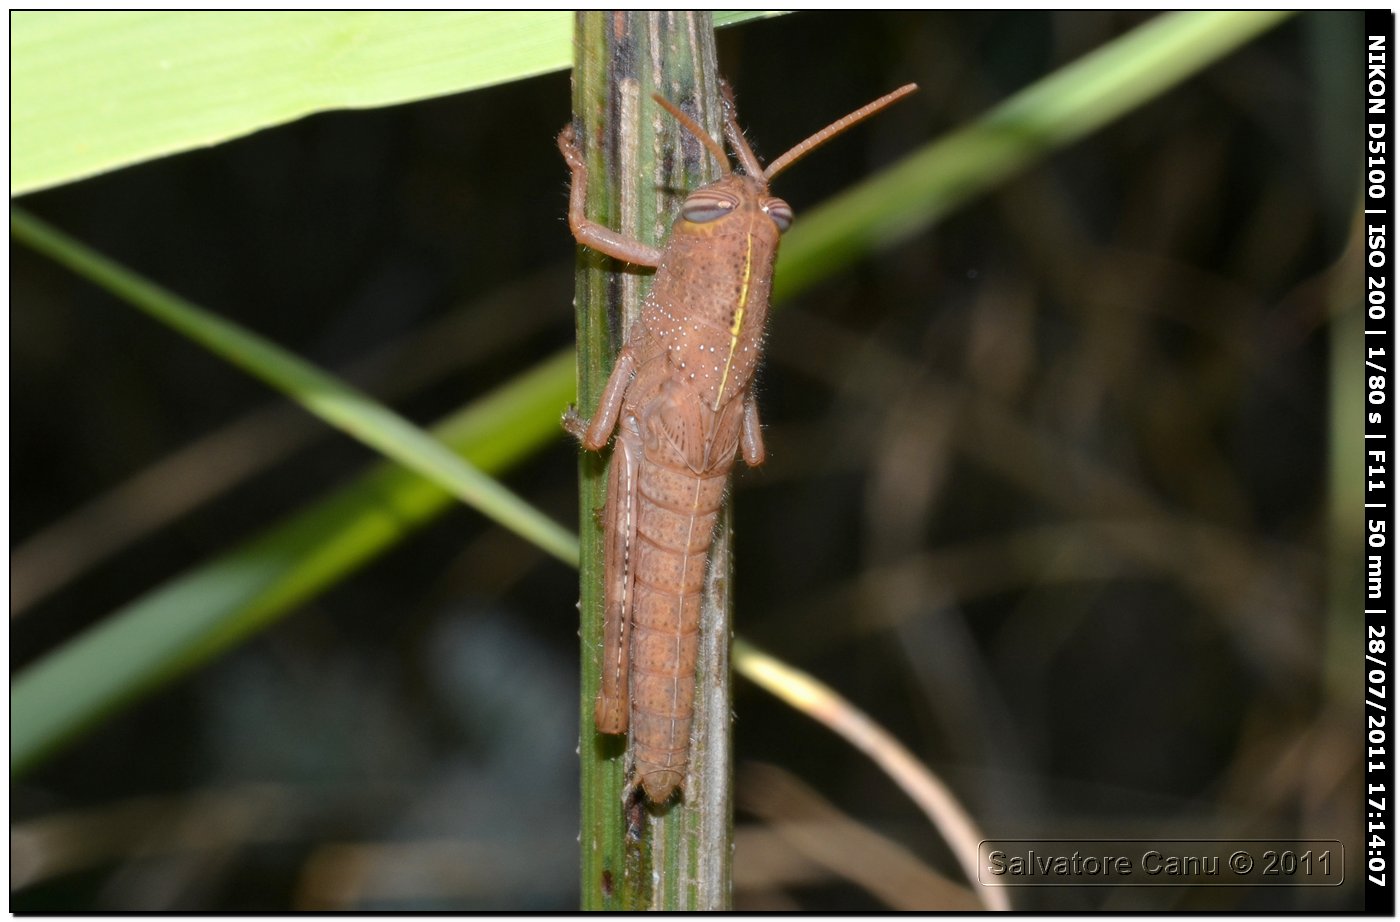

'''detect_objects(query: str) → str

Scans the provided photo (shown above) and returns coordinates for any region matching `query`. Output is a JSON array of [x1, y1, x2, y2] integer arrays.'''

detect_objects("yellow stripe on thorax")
[[712, 221, 754, 411]]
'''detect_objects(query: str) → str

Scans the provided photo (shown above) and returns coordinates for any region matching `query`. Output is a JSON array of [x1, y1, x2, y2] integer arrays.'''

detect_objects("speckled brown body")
[[560, 81, 916, 804], [603, 181, 778, 801], [562, 155, 780, 803]]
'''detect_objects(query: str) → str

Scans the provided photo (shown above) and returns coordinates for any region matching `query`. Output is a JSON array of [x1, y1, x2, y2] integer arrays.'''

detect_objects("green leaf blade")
[[11, 10, 783, 196]]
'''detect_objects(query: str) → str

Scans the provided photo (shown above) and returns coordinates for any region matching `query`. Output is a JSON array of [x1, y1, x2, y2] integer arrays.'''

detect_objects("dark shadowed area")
[[11, 11, 1363, 911]]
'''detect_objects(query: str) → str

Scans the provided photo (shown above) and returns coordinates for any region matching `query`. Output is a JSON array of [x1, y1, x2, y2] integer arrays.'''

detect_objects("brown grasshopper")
[[561, 81, 917, 803]]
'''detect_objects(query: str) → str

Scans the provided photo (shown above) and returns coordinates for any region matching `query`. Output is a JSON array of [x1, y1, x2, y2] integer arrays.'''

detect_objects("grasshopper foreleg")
[[565, 349, 637, 451], [558, 126, 664, 269]]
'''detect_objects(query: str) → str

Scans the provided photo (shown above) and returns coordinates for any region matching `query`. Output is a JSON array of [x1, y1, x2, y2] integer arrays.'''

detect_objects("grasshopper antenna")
[[652, 93, 731, 175], [718, 81, 767, 180], [764, 83, 919, 182]]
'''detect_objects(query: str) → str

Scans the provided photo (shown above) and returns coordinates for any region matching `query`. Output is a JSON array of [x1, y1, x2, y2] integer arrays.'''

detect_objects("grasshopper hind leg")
[[594, 417, 643, 734]]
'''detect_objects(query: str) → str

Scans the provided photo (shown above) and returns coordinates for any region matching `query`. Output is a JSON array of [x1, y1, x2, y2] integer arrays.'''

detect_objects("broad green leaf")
[[10, 11, 779, 196]]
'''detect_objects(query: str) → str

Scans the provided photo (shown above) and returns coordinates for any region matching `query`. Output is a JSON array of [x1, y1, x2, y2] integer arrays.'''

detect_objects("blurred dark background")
[[11, 11, 1363, 910]]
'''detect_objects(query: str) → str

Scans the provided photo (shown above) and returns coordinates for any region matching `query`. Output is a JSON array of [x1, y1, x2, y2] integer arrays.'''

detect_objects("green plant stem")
[[570, 11, 732, 911]]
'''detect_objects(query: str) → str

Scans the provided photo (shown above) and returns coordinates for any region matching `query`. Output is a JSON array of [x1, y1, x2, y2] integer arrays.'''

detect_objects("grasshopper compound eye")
[[681, 190, 739, 224], [762, 198, 793, 232]]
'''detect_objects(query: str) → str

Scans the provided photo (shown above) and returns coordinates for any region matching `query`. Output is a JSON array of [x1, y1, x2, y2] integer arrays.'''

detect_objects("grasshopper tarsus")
[[562, 405, 589, 442], [557, 124, 584, 168]]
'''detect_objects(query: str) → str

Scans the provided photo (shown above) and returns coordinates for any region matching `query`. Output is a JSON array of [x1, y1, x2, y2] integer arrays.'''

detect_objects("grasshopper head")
[[653, 80, 917, 238]]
